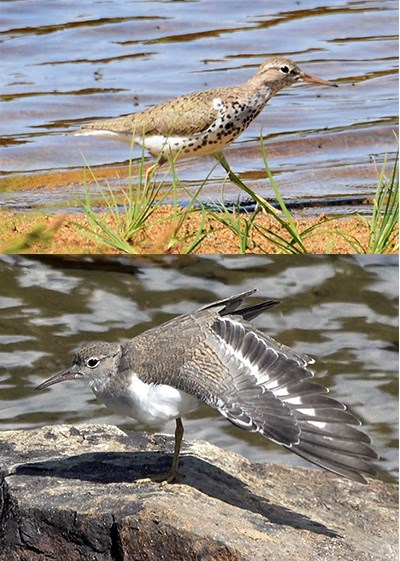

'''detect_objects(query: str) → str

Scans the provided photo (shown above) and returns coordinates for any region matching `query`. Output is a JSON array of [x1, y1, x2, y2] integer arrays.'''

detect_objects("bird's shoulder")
[[133, 85, 241, 136]]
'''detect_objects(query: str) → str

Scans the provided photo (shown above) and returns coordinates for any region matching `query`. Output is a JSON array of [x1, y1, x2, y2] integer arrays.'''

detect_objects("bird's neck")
[[245, 75, 280, 101], [235, 79, 275, 113]]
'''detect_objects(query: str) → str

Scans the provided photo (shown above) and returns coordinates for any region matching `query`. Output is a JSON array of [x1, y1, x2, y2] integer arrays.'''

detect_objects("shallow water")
[[0, 0, 398, 214], [0, 254, 397, 482]]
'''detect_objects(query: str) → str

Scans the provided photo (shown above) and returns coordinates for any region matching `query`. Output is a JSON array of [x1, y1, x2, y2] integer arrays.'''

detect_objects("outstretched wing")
[[127, 290, 378, 483], [202, 314, 377, 483]]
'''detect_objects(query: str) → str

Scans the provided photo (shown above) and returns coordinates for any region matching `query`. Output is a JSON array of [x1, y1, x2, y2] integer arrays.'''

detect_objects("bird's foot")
[[136, 468, 184, 485]]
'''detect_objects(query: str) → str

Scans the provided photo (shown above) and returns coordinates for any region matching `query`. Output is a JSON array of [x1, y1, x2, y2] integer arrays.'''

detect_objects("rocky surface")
[[0, 424, 397, 561]]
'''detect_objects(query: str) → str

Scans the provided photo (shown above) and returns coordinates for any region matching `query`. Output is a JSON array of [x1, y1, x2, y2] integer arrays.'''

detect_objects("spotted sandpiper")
[[76, 57, 337, 176], [36, 289, 377, 484]]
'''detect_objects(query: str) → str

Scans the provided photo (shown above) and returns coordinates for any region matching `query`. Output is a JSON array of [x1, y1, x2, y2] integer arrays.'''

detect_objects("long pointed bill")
[[36, 368, 79, 390], [302, 73, 338, 87]]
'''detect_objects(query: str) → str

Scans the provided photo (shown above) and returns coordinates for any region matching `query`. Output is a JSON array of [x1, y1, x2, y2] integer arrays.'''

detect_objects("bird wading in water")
[[76, 57, 337, 185]]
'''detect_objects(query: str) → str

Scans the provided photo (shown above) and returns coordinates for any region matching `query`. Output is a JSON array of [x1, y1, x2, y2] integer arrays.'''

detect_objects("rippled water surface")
[[0, 255, 397, 482], [0, 0, 398, 214]]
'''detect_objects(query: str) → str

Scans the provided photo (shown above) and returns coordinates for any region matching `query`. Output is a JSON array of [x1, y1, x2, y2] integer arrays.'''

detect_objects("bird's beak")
[[36, 368, 80, 390], [302, 73, 338, 87]]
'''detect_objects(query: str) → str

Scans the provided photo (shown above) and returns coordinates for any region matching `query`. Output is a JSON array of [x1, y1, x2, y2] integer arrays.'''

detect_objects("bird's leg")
[[137, 417, 184, 485], [142, 149, 170, 186], [162, 417, 184, 484], [213, 152, 280, 216], [143, 162, 159, 186], [143, 150, 179, 186]]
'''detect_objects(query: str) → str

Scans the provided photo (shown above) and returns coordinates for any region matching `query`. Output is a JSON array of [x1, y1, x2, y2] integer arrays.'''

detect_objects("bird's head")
[[36, 342, 122, 394], [253, 56, 338, 91]]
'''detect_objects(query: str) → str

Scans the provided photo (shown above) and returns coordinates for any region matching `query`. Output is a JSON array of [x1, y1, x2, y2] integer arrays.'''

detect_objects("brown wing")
[[79, 85, 237, 137]]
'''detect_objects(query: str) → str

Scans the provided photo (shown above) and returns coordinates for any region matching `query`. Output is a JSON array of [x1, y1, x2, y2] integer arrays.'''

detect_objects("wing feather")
[[128, 290, 377, 483], [204, 314, 377, 482]]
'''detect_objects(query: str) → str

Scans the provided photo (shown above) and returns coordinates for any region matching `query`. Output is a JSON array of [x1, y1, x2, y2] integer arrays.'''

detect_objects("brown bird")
[[76, 56, 337, 174]]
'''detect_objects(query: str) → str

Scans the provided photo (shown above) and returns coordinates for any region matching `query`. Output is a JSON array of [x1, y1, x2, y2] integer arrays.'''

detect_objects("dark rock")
[[0, 424, 397, 561]]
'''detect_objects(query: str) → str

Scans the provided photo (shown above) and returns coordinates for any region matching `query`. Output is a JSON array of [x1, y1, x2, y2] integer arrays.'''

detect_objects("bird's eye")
[[280, 65, 290, 74], [86, 357, 100, 368]]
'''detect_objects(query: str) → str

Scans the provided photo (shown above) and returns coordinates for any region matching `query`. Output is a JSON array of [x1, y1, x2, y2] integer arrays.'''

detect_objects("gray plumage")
[[37, 289, 378, 484]]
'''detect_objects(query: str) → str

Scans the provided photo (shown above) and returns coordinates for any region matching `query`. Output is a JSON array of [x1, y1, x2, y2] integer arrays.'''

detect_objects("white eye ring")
[[280, 65, 290, 74], [86, 357, 100, 368]]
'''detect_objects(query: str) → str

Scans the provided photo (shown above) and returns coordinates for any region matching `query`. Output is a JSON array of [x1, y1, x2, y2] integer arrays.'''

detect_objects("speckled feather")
[[77, 57, 336, 161]]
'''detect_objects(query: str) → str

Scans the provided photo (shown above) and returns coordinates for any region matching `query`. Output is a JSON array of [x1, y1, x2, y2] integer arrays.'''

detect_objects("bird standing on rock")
[[36, 289, 377, 485], [76, 57, 337, 174]]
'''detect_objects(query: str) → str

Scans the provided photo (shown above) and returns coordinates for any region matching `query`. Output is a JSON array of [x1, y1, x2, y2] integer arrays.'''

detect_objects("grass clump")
[[74, 144, 398, 254], [334, 151, 399, 254], [73, 151, 209, 254], [214, 147, 338, 254], [5, 140, 395, 255], [214, 143, 398, 254]]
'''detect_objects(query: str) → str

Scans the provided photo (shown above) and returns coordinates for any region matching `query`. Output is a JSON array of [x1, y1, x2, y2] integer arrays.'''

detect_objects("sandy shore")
[[1, 206, 397, 254]]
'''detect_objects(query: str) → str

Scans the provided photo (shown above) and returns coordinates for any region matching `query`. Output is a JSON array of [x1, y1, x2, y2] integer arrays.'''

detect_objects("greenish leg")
[[137, 417, 184, 485], [213, 152, 279, 215]]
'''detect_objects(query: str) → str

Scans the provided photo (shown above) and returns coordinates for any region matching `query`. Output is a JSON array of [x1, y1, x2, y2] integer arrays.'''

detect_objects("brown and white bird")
[[36, 289, 377, 485], [76, 57, 337, 170]]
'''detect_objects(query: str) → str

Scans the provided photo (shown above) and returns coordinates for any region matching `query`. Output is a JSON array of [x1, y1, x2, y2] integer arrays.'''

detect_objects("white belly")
[[134, 129, 239, 160], [92, 375, 200, 429]]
